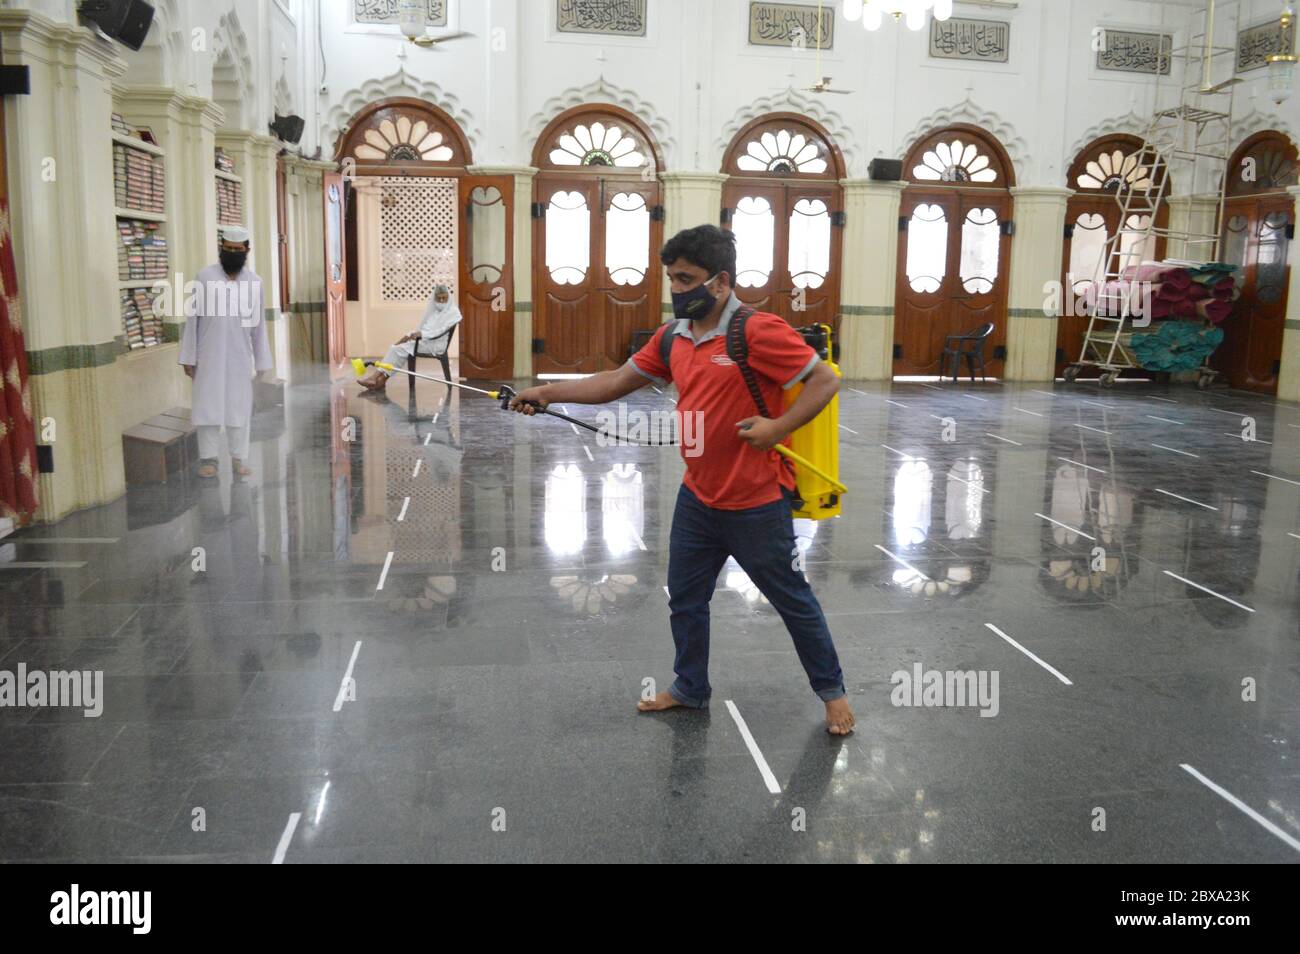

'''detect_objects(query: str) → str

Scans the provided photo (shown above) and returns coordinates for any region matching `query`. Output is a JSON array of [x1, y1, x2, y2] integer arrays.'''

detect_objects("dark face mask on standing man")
[[219, 249, 248, 275], [671, 273, 721, 322]]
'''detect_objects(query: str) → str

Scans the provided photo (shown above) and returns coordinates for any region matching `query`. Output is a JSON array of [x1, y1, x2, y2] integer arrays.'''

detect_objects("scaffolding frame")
[[1067, 0, 1240, 386]]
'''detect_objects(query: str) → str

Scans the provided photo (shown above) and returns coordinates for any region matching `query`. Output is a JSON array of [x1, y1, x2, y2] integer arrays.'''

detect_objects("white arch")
[[211, 8, 254, 130], [895, 96, 1028, 184], [326, 66, 481, 159], [523, 77, 675, 170], [713, 88, 859, 176]]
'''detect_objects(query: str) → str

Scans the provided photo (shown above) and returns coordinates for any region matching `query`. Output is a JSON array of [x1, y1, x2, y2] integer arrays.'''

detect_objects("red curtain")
[[0, 198, 38, 525]]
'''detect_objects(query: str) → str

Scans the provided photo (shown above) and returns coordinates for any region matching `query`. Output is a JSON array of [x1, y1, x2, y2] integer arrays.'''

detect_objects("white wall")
[[292, 0, 1299, 185]]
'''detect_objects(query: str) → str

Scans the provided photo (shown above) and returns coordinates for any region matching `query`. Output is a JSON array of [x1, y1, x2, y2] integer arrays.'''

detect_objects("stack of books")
[[120, 287, 165, 349], [215, 149, 236, 174], [117, 220, 169, 282], [113, 143, 165, 213], [111, 113, 132, 135], [216, 177, 243, 225]]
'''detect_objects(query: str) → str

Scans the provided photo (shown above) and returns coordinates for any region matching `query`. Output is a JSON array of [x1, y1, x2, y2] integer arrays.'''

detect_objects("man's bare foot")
[[825, 697, 855, 735], [637, 689, 685, 712], [232, 458, 252, 477], [358, 371, 387, 391]]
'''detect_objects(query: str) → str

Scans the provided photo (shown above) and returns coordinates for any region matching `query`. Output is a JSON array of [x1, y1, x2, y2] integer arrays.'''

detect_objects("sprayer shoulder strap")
[[725, 306, 770, 418], [657, 321, 676, 380]]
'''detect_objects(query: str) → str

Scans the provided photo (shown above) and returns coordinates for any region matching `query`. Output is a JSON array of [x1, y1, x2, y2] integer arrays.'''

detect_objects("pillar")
[[1275, 185, 1300, 404], [1004, 186, 1072, 382], [838, 179, 906, 381]]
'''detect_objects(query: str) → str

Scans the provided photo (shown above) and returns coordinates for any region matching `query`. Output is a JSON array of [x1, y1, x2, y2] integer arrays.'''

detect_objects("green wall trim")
[[1286, 318, 1300, 331], [515, 301, 532, 312], [1009, 307, 1058, 318], [27, 340, 123, 375], [265, 307, 281, 322], [289, 301, 326, 314], [841, 305, 894, 316]]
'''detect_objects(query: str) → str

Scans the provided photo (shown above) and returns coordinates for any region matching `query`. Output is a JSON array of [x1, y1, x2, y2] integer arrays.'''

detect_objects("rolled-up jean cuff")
[[668, 682, 709, 709], [816, 685, 846, 703]]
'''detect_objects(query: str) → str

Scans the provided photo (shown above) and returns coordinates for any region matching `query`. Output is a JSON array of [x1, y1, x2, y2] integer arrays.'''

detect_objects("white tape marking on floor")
[[985, 432, 1022, 446], [569, 422, 581, 437], [583, 445, 594, 462], [1162, 570, 1254, 612], [15, 537, 119, 544], [396, 497, 410, 522], [983, 623, 1072, 686], [725, 700, 781, 795], [1206, 407, 1246, 417], [1151, 442, 1198, 458], [432, 412, 440, 424], [1252, 470, 1300, 487], [1155, 488, 1217, 511], [1224, 434, 1272, 444], [412, 459, 422, 478], [839, 424, 859, 435], [1072, 422, 1112, 435], [885, 399, 909, 408], [332, 640, 363, 713], [1013, 407, 1044, 417], [1288, 532, 1300, 541], [1147, 395, 1179, 404], [880, 444, 912, 458], [423, 433, 431, 446], [0, 561, 88, 569], [874, 544, 930, 580], [1058, 456, 1106, 474], [919, 383, 944, 391], [849, 387, 868, 396], [962, 393, 989, 403], [652, 386, 663, 394], [945, 470, 992, 495], [1030, 389, 1057, 398], [1034, 512, 1095, 541], [272, 812, 302, 864], [1081, 400, 1117, 410], [376, 551, 394, 591], [1179, 764, 1300, 854]]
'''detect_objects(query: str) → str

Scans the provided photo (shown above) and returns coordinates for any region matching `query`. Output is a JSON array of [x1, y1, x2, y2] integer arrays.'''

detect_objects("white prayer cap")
[[220, 225, 251, 244]]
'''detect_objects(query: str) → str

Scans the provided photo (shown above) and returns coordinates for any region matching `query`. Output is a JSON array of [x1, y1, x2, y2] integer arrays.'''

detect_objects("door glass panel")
[[733, 195, 775, 288], [788, 197, 831, 289], [959, 207, 1000, 294], [1068, 212, 1108, 293], [1221, 213, 1249, 268], [906, 203, 947, 294], [545, 189, 589, 285], [1257, 211, 1289, 305], [605, 191, 649, 286], [1118, 213, 1155, 266], [468, 185, 506, 284]]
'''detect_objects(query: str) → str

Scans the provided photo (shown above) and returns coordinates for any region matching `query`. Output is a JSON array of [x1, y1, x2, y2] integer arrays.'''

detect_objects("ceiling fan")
[[406, 30, 473, 48], [803, 75, 852, 94]]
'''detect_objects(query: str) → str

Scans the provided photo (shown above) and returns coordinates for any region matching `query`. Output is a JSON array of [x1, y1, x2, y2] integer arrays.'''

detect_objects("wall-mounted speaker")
[[269, 114, 305, 144], [77, 0, 154, 52], [869, 158, 903, 181]]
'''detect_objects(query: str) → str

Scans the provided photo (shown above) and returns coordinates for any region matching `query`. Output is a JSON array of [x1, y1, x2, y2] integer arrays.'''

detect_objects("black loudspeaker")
[[869, 158, 903, 181], [78, 0, 154, 51], [0, 66, 30, 96], [269, 114, 305, 144]]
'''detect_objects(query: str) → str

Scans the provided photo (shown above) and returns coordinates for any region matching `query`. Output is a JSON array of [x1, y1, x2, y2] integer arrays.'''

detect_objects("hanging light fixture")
[[851, 0, 953, 31], [1267, 2, 1297, 104]]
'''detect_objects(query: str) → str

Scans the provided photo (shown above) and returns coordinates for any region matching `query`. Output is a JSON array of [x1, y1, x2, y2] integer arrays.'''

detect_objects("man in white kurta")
[[357, 284, 463, 390], [179, 227, 273, 477]]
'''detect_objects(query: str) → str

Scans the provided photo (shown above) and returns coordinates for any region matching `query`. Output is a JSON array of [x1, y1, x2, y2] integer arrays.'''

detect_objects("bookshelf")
[[112, 113, 168, 350], [215, 148, 244, 234]]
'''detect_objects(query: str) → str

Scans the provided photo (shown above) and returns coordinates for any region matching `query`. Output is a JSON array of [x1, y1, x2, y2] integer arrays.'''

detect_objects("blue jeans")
[[666, 483, 846, 707]]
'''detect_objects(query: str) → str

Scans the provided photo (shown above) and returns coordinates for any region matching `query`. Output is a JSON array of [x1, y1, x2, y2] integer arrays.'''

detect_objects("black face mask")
[[220, 249, 248, 274], [671, 273, 720, 321]]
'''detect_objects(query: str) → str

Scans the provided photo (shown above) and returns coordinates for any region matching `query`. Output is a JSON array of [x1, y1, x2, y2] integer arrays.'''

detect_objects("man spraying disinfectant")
[[510, 225, 854, 735]]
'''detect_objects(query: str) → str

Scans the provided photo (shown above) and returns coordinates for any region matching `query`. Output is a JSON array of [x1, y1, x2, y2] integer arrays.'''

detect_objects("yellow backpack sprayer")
[[660, 310, 845, 519]]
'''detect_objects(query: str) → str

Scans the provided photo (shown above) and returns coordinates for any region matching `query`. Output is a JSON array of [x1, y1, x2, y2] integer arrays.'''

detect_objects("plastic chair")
[[941, 323, 994, 382], [408, 324, 458, 400]]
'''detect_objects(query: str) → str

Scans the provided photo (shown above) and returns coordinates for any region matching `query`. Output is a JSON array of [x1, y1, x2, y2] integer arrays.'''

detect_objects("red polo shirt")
[[628, 297, 819, 510]]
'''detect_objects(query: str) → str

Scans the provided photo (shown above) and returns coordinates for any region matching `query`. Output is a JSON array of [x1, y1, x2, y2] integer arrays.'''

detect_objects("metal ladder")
[[1068, 0, 1239, 386]]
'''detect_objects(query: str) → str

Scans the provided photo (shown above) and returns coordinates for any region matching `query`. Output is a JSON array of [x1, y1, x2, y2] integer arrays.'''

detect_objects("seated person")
[[358, 283, 463, 390]]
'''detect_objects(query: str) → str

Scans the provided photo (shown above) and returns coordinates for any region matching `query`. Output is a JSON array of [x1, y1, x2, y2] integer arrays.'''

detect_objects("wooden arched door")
[[720, 114, 844, 329], [894, 124, 1013, 378], [1057, 134, 1170, 377], [1212, 130, 1297, 394], [531, 105, 664, 374], [336, 96, 514, 379]]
